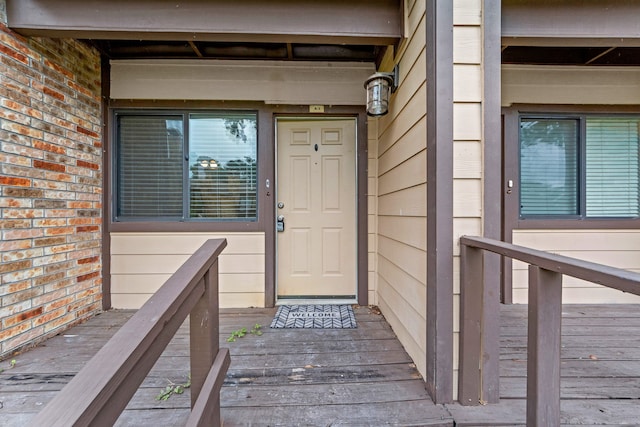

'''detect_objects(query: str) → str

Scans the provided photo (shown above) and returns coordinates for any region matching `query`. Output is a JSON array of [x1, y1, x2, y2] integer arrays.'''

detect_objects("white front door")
[[276, 118, 357, 299]]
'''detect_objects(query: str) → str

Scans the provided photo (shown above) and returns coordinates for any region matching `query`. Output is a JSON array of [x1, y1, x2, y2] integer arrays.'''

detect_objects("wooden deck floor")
[[1, 304, 639, 426], [449, 303, 640, 426]]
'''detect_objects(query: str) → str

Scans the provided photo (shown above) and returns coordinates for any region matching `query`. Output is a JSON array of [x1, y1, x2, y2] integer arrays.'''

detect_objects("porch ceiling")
[[502, 45, 640, 66], [502, 0, 640, 66], [5, 0, 400, 64], [89, 40, 384, 62]]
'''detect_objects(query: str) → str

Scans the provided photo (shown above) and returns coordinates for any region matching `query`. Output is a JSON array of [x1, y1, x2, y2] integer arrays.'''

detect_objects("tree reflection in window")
[[189, 114, 257, 220]]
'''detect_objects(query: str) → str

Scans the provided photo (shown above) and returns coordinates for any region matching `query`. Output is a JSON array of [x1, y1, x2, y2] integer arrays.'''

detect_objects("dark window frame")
[[111, 108, 263, 232], [518, 114, 582, 219], [504, 105, 640, 230]]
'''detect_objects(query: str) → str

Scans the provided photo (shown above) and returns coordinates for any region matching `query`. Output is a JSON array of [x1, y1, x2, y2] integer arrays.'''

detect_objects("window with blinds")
[[115, 111, 258, 221], [116, 115, 184, 219], [519, 115, 640, 219], [189, 113, 257, 219], [586, 118, 639, 217]]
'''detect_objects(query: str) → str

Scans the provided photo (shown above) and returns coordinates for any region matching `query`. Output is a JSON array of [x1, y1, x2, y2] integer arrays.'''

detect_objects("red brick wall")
[[0, 23, 103, 359]]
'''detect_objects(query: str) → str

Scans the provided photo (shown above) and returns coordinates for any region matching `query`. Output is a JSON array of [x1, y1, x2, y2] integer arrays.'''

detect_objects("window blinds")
[[117, 115, 184, 218], [188, 114, 257, 219], [586, 118, 639, 217]]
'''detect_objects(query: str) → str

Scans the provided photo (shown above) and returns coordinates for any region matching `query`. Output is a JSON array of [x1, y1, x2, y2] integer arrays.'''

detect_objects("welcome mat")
[[270, 305, 357, 329]]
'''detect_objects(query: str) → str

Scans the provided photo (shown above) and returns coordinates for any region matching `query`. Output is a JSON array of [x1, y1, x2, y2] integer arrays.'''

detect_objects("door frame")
[[265, 109, 368, 307]]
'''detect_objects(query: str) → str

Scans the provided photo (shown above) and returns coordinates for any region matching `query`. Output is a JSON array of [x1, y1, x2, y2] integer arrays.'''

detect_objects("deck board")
[[0, 306, 451, 426], [1, 304, 639, 425], [446, 303, 640, 426]]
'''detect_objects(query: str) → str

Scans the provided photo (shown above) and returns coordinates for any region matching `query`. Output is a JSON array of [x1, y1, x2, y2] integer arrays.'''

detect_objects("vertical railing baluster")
[[527, 265, 562, 427], [190, 261, 221, 422], [459, 243, 484, 405]]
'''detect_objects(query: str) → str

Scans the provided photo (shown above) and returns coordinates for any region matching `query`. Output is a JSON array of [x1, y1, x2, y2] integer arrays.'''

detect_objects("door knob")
[[276, 215, 285, 232]]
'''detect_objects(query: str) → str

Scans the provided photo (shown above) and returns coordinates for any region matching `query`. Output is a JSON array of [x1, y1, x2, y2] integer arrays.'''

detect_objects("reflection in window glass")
[[519, 118, 579, 216], [115, 111, 258, 222], [189, 114, 257, 220]]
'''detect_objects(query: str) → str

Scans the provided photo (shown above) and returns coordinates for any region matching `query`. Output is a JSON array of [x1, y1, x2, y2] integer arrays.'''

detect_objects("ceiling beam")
[[585, 47, 616, 65], [6, 0, 402, 46], [188, 41, 203, 58]]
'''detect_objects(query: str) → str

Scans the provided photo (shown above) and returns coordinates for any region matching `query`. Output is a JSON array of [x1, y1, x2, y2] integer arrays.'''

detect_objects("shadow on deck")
[[1, 304, 639, 426]]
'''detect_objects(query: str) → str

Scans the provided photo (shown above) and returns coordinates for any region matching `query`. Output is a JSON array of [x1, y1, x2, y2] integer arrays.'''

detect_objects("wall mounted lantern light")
[[364, 65, 399, 117]]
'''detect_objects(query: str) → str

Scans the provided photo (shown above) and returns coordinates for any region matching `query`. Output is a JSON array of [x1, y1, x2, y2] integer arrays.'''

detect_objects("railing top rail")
[[460, 235, 640, 297], [29, 238, 227, 426]]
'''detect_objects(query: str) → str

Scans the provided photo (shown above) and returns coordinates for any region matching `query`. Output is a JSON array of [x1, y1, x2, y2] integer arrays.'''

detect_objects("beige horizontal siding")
[[373, 0, 428, 380], [512, 287, 640, 305], [378, 184, 427, 217], [380, 84, 427, 151], [502, 65, 640, 106], [112, 273, 263, 294], [453, 103, 482, 141], [368, 118, 379, 305], [111, 59, 374, 105], [454, 0, 481, 25], [512, 230, 640, 304], [378, 119, 425, 176], [378, 216, 426, 251], [111, 233, 263, 254], [111, 254, 264, 275], [453, 179, 482, 218], [453, 140, 482, 179], [453, 26, 482, 64], [110, 232, 265, 309], [454, 64, 482, 102], [378, 150, 426, 195]]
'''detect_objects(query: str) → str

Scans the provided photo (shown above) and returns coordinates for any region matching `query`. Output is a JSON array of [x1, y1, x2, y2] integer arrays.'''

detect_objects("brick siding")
[[0, 22, 103, 359]]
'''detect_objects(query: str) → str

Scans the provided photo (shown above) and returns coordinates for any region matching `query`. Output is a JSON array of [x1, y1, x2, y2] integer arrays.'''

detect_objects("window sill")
[[515, 218, 640, 230], [109, 220, 263, 233]]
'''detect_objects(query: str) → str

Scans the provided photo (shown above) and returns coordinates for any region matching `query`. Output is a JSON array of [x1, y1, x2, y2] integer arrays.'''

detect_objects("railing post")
[[482, 250, 501, 404], [459, 243, 483, 405], [527, 265, 562, 427], [190, 260, 221, 420]]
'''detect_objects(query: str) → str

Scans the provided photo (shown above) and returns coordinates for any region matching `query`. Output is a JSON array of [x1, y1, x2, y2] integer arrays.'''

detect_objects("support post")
[[190, 261, 220, 413], [527, 265, 562, 427], [481, 0, 504, 398], [458, 244, 483, 405], [426, 0, 454, 404]]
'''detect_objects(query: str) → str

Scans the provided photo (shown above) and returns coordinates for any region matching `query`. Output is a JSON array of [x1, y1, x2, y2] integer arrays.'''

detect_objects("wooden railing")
[[28, 239, 230, 427], [458, 236, 640, 426]]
